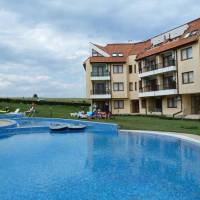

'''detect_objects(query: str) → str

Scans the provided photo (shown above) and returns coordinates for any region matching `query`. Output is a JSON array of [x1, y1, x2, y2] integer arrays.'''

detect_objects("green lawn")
[[0, 101, 89, 118], [100, 116, 200, 135], [0, 101, 200, 135]]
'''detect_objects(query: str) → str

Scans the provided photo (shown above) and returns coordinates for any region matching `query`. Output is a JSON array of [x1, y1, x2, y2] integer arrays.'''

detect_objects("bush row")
[[0, 98, 90, 106]]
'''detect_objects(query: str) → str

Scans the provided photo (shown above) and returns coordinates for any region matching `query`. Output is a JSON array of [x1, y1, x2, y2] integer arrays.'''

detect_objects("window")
[[190, 30, 198, 37], [138, 62, 142, 73], [112, 53, 123, 57], [139, 81, 142, 91], [167, 97, 177, 108], [163, 76, 176, 89], [113, 65, 123, 73], [181, 47, 192, 60], [114, 100, 124, 109], [163, 54, 173, 67], [113, 82, 124, 91], [92, 49, 102, 57], [141, 99, 146, 108], [129, 65, 132, 73], [182, 71, 194, 84], [92, 63, 108, 76], [129, 82, 133, 91], [145, 58, 156, 69], [134, 64, 137, 73], [135, 82, 137, 91]]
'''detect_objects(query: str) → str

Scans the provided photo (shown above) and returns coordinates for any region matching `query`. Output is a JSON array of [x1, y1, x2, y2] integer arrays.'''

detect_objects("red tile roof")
[[136, 18, 200, 59], [130, 41, 151, 55], [136, 36, 198, 60], [90, 56, 127, 63], [90, 43, 135, 63], [187, 18, 200, 32], [87, 17, 200, 64]]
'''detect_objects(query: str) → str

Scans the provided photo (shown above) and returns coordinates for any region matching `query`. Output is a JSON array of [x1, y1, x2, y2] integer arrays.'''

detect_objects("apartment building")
[[83, 18, 200, 118]]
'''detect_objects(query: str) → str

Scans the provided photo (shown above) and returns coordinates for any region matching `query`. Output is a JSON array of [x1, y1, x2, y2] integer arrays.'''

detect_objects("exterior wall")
[[139, 96, 182, 116], [162, 96, 181, 116], [111, 99, 131, 114], [127, 55, 139, 100], [111, 63, 128, 98], [139, 98, 147, 115], [85, 39, 200, 117], [178, 41, 200, 94], [85, 59, 93, 98], [182, 94, 192, 115]]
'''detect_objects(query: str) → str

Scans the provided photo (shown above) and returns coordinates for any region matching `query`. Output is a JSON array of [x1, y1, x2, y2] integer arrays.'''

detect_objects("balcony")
[[90, 71, 110, 81], [139, 83, 177, 97], [139, 60, 176, 78], [89, 89, 111, 99]]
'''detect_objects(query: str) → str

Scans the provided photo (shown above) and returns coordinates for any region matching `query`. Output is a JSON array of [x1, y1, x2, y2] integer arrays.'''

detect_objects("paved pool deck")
[[0, 120, 13, 126]]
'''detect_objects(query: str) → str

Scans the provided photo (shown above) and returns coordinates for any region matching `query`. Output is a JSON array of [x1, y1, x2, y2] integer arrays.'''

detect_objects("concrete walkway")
[[121, 129, 200, 144]]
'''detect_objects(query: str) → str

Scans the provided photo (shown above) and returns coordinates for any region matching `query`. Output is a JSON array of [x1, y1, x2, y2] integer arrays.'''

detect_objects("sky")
[[0, 0, 199, 98]]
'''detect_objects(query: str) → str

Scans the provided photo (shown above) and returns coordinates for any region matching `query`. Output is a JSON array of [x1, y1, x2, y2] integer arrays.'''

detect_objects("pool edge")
[[120, 129, 200, 145]]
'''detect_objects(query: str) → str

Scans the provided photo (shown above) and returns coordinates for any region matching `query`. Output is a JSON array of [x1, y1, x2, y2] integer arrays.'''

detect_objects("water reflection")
[[86, 132, 200, 194]]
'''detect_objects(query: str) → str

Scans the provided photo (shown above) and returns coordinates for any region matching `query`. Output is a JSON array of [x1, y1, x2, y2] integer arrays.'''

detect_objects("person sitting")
[[77, 111, 87, 119], [104, 102, 111, 119], [25, 103, 36, 117]]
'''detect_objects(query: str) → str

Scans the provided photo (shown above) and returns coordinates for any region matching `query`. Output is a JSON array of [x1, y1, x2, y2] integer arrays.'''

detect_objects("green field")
[[0, 97, 90, 104], [0, 101, 89, 118], [103, 115, 200, 135], [0, 101, 200, 135]]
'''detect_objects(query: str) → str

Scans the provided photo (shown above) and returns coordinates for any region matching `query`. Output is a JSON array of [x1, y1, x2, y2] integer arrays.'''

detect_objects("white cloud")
[[0, 73, 83, 97], [0, 0, 199, 97], [0, 7, 107, 97]]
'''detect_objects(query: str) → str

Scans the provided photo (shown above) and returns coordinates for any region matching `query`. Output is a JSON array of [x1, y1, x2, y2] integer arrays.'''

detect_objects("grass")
[[99, 115, 200, 135], [0, 101, 89, 118], [0, 101, 200, 135]]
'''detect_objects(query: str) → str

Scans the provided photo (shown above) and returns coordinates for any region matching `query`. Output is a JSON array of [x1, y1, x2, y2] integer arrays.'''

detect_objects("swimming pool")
[[0, 116, 200, 200]]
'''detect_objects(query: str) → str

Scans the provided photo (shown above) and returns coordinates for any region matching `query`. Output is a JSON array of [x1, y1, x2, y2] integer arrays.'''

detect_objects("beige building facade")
[[84, 18, 200, 118]]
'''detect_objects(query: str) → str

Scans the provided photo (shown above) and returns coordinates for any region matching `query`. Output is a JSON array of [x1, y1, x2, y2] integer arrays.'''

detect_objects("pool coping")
[[21, 116, 119, 126], [0, 119, 17, 129], [120, 129, 200, 144]]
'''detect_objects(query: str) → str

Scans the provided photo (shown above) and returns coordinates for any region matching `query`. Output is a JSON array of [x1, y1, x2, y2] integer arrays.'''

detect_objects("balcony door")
[[131, 100, 139, 113], [144, 57, 156, 71], [163, 54, 173, 67], [150, 79, 158, 91], [148, 98, 162, 113], [191, 95, 200, 114], [155, 98, 162, 112], [163, 76, 176, 89], [143, 79, 157, 92], [92, 64, 107, 76], [93, 83, 106, 94]]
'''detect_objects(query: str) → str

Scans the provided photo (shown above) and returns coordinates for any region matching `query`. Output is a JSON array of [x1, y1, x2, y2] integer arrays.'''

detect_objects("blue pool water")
[[0, 117, 200, 199]]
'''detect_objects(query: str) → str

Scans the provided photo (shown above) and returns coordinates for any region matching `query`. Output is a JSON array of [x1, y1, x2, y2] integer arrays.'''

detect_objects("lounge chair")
[[70, 112, 78, 117], [25, 108, 36, 117], [9, 108, 20, 114], [0, 110, 8, 114]]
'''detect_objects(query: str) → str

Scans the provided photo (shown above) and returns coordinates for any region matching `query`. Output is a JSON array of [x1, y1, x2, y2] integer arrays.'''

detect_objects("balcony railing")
[[90, 89, 111, 95], [139, 59, 176, 74], [139, 82, 177, 93], [91, 71, 110, 77]]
